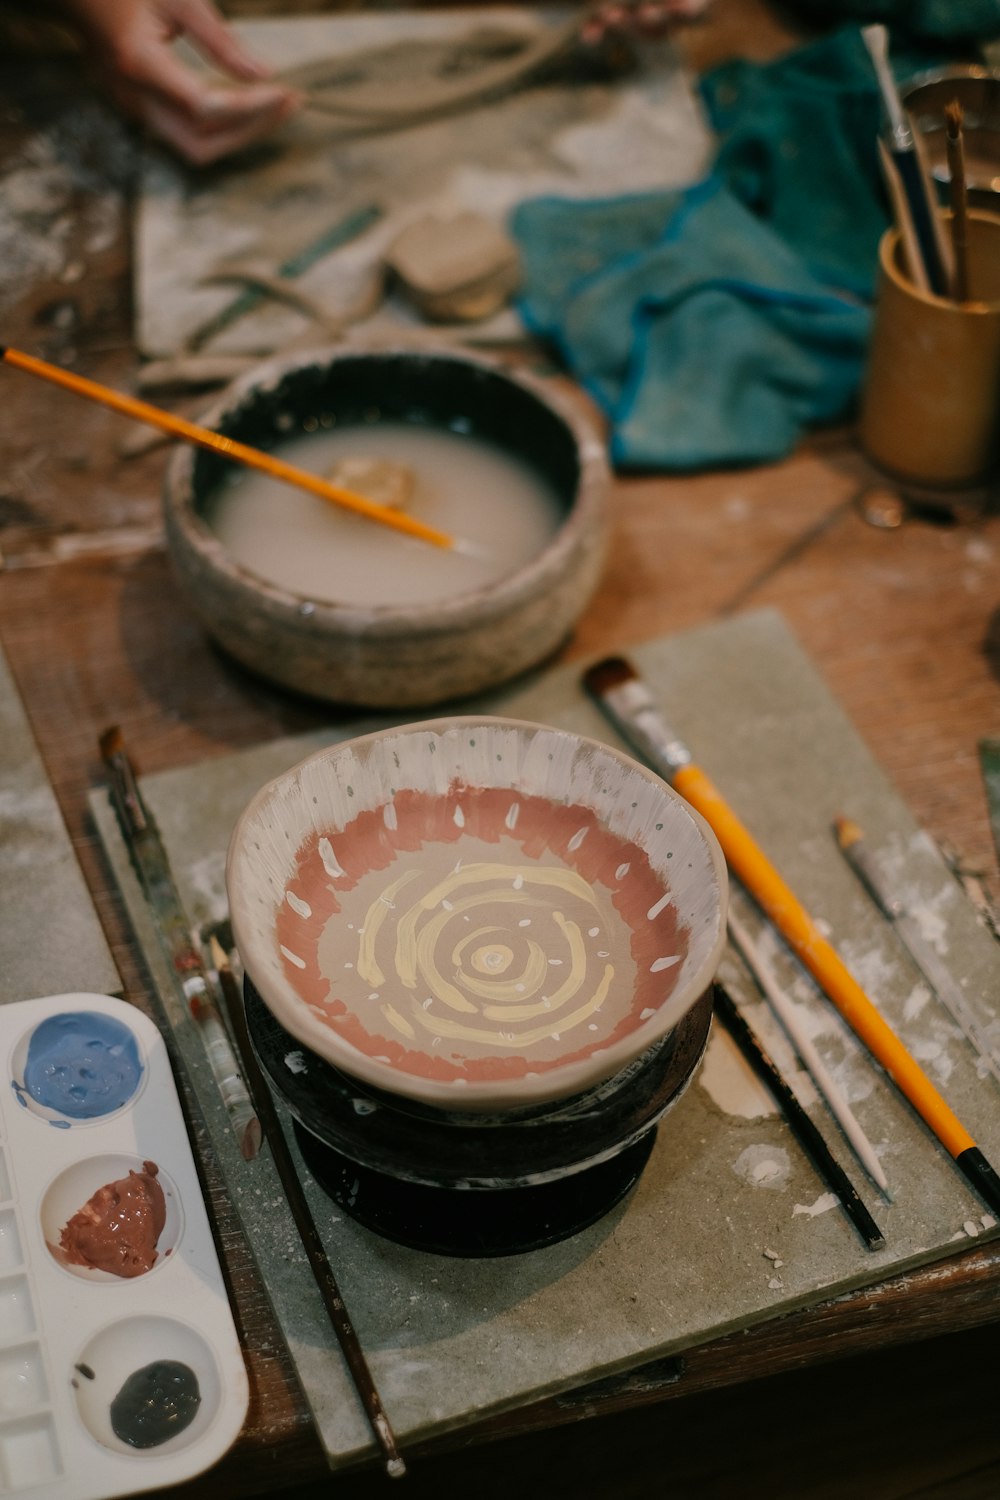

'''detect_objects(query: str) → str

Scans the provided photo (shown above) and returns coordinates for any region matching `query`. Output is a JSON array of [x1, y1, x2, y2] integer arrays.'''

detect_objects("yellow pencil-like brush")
[[0, 343, 456, 551], [583, 654, 1000, 1216]]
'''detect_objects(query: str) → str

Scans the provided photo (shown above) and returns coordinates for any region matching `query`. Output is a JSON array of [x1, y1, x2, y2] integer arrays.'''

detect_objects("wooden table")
[[1, 5, 999, 1496]]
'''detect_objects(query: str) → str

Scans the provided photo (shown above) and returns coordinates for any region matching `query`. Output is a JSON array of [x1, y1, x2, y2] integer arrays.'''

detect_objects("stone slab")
[[0, 641, 120, 1004], [90, 608, 1000, 1468]]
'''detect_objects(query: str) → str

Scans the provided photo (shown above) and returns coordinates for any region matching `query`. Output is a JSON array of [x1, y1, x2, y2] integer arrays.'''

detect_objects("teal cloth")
[[700, 26, 886, 298], [508, 25, 902, 470], [507, 17, 1000, 469], [780, 1, 1000, 42], [511, 178, 871, 471]]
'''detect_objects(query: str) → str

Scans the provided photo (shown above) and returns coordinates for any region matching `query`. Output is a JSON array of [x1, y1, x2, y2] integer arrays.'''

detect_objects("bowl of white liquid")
[[162, 344, 610, 707]]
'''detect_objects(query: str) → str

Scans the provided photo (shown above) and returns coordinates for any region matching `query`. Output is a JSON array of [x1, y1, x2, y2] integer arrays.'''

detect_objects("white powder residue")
[[724, 916, 887, 1120], [700, 1030, 776, 1119], [793, 1192, 839, 1219], [832, 940, 904, 1011], [902, 982, 933, 1022], [863, 833, 959, 960], [912, 1036, 955, 1084], [909, 900, 951, 954], [0, 158, 70, 310], [82, 192, 121, 256], [732, 1144, 791, 1190], [965, 537, 994, 566], [0, 126, 125, 317], [0, 786, 71, 864]]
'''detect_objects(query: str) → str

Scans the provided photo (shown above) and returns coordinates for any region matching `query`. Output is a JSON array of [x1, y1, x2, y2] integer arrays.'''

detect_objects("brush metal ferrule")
[[602, 679, 691, 778]]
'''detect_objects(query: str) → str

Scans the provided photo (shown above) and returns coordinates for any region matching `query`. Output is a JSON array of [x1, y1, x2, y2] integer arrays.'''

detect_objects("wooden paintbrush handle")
[[945, 99, 970, 303]]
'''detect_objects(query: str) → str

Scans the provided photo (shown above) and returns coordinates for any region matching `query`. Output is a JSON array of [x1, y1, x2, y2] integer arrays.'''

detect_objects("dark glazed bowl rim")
[[162, 342, 610, 633]]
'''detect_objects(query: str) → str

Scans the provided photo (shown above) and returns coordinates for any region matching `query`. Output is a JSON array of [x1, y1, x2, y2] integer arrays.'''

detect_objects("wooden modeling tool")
[[713, 985, 884, 1250], [945, 98, 971, 303], [834, 816, 1000, 1087], [861, 24, 950, 296], [186, 200, 382, 351], [0, 344, 456, 551], [207, 935, 406, 1479], [937, 835, 1000, 946], [99, 727, 262, 1161], [727, 909, 890, 1196], [583, 655, 1000, 1217], [876, 136, 930, 293]]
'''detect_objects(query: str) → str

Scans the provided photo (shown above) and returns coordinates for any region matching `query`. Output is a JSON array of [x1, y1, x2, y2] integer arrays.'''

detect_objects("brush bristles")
[[583, 656, 637, 697], [834, 814, 864, 849], [98, 724, 124, 761]]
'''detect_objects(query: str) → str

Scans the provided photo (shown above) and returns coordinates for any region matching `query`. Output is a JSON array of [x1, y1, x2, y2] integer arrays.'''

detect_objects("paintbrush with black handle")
[[207, 932, 406, 1479]]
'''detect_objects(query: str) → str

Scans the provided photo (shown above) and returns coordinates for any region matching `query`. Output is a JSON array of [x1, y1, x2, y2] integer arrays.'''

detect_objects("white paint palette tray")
[[0, 993, 249, 1498]]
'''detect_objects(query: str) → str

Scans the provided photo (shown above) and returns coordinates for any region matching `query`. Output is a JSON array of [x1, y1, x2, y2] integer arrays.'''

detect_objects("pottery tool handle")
[[99, 727, 262, 1162], [187, 200, 381, 351], [713, 985, 884, 1250], [726, 909, 890, 1196], [834, 817, 1000, 1087]]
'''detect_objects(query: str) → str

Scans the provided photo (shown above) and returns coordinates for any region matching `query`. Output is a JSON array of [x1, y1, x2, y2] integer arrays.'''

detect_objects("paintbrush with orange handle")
[[0, 343, 457, 551], [583, 654, 1000, 1217]]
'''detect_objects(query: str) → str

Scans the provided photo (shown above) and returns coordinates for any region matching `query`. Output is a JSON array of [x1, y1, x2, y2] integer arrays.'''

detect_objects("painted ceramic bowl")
[[226, 717, 728, 1112], [162, 344, 610, 709]]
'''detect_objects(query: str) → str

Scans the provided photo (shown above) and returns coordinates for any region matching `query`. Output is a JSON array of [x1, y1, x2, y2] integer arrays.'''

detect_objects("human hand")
[[56, 0, 302, 165], [581, 0, 710, 46]]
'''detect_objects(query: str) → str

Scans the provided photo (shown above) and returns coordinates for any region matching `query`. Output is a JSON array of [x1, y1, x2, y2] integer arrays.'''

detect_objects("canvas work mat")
[[90, 608, 1000, 1468], [133, 8, 714, 357]]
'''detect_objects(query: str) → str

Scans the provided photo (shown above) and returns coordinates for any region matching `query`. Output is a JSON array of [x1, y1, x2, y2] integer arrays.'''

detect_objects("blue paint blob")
[[22, 1011, 143, 1120]]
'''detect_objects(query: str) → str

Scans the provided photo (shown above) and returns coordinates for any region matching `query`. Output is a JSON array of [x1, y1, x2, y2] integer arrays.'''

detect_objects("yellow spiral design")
[[355, 861, 615, 1053]]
